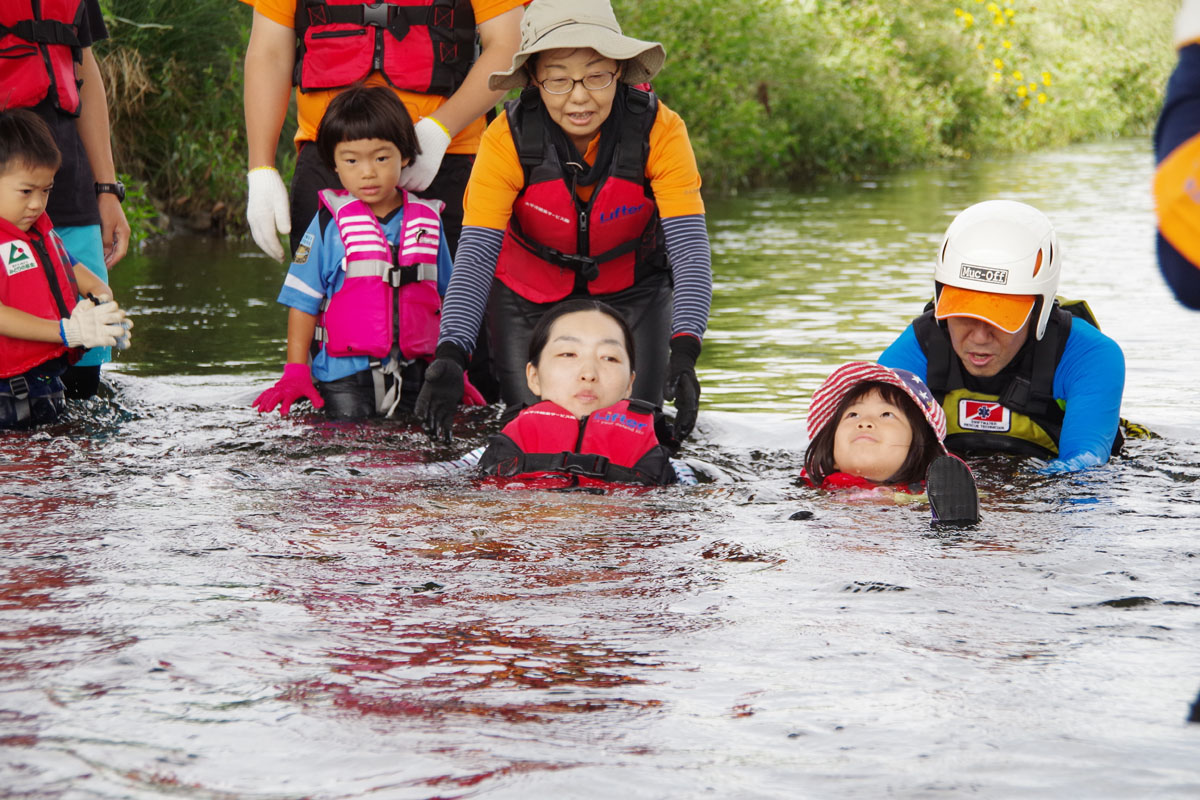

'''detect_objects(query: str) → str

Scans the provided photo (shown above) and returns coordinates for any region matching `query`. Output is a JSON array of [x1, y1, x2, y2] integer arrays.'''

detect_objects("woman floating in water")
[[478, 299, 683, 489], [802, 362, 980, 525]]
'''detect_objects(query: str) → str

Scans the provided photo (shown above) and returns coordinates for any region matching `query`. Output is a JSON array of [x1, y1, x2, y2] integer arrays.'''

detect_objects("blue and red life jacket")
[[495, 85, 668, 304], [479, 399, 677, 488], [0, 0, 85, 115], [292, 0, 475, 96], [0, 213, 81, 378]]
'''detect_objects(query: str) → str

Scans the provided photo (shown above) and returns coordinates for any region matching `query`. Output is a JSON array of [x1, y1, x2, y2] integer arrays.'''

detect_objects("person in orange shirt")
[[1155, 0, 1200, 309], [241, 0, 524, 265], [414, 0, 713, 449]]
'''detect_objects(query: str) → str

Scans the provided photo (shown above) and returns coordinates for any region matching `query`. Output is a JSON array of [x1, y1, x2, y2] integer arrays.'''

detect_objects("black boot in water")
[[927, 455, 980, 527]]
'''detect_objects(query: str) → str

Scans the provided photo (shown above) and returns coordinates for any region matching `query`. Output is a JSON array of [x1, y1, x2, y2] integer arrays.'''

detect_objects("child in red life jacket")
[[253, 87, 481, 421], [802, 362, 980, 525], [0, 110, 132, 429], [477, 298, 679, 489]]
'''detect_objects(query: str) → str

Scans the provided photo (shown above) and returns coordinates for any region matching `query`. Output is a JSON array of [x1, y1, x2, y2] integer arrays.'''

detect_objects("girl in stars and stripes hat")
[[801, 362, 979, 525]]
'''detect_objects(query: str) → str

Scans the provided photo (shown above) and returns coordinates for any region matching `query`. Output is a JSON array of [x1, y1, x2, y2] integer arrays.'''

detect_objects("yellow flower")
[[1006, 8, 1015, 18], [992, 72, 1003, 82], [1041, 71, 1053, 86], [1017, 85, 1028, 98], [1029, 82, 1038, 92], [955, 7, 962, 15], [1012, 70, 1023, 81], [1002, 40, 1012, 49], [962, 12, 974, 27], [994, 15, 1006, 26], [1037, 92, 1048, 104], [1022, 98, 1031, 108], [993, 58, 1004, 70], [986, 1, 999, 11]]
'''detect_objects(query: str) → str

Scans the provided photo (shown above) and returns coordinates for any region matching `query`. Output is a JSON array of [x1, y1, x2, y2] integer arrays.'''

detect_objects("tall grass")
[[99, 0, 1175, 237]]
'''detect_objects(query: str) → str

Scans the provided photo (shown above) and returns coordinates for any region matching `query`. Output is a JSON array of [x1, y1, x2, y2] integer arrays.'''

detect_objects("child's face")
[[832, 388, 914, 482], [0, 162, 56, 231], [526, 310, 634, 419], [332, 139, 408, 216]]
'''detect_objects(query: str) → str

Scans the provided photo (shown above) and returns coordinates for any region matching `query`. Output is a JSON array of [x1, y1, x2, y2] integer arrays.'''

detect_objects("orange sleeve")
[[473, 0, 527, 25], [248, 0, 292, 27], [461, 113, 526, 230], [646, 102, 706, 219]]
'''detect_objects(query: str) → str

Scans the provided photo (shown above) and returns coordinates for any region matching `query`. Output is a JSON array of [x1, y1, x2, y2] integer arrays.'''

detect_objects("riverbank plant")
[[98, 0, 1175, 238]]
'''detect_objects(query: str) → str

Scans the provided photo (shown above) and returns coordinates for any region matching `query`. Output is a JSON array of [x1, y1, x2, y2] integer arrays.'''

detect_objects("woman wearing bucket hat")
[[802, 362, 980, 526], [415, 0, 713, 448]]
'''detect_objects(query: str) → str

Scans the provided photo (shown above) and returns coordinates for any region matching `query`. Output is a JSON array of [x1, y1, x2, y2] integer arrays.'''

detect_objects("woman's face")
[[533, 48, 622, 153], [526, 310, 634, 418], [832, 388, 914, 482]]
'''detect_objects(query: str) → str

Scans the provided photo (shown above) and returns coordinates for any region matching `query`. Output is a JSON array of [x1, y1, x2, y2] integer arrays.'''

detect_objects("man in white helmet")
[[879, 200, 1126, 474]]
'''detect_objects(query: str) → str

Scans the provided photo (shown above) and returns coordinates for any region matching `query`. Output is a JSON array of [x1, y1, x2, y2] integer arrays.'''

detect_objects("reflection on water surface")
[[2, 140, 1199, 798]]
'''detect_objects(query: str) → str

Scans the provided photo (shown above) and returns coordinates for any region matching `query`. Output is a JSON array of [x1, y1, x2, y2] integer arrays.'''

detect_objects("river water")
[[2, 139, 1199, 798]]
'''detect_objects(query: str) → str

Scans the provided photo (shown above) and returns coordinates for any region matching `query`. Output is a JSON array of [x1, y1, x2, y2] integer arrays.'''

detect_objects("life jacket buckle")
[[362, 2, 390, 27], [7, 376, 30, 401], [559, 253, 599, 282], [556, 451, 610, 478]]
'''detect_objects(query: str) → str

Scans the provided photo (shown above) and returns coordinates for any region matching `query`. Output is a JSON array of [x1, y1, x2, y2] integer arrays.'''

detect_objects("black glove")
[[414, 342, 467, 442], [662, 335, 701, 445]]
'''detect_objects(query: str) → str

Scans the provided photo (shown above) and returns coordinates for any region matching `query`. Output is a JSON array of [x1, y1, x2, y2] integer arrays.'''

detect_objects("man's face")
[[946, 316, 1031, 377]]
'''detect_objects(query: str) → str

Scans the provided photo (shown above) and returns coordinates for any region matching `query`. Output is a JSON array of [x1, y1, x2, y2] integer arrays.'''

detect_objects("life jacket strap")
[[4, 19, 82, 48], [1, 376, 32, 427]]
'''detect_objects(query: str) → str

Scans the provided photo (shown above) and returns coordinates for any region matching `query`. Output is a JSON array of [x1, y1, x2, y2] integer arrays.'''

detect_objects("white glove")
[[398, 117, 452, 192], [246, 166, 291, 262], [61, 299, 128, 349], [1176, 0, 1200, 48]]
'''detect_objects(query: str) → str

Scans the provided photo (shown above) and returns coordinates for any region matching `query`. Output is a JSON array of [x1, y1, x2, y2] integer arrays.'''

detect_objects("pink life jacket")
[[479, 399, 676, 488], [316, 188, 444, 361]]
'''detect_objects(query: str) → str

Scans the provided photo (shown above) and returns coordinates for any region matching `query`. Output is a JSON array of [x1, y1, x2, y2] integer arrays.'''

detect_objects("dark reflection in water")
[[1, 140, 1199, 798]]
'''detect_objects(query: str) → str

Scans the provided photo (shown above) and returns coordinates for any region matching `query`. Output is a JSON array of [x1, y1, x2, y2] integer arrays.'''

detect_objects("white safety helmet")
[[933, 200, 1062, 341]]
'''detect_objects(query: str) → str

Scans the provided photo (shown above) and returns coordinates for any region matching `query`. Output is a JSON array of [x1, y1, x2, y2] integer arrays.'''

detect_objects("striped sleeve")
[[661, 214, 713, 340], [438, 225, 505, 353]]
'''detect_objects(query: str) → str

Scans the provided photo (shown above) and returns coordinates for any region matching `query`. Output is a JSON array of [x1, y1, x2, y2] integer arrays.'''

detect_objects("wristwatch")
[[94, 181, 126, 202]]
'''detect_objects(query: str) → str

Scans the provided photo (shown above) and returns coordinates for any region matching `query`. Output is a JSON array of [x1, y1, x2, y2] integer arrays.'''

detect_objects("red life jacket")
[[293, 0, 475, 96], [799, 469, 922, 494], [480, 399, 676, 488], [0, 214, 81, 378], [496, 86, 668, 304], [0, 0, 84, 115]]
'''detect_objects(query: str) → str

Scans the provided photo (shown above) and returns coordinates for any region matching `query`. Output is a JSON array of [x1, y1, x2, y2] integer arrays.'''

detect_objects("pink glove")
[[253, 363, 326, 416]]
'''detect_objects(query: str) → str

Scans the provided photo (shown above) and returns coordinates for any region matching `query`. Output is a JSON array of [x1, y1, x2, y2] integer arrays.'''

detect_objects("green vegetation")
[[98, 0, 1175, 238]]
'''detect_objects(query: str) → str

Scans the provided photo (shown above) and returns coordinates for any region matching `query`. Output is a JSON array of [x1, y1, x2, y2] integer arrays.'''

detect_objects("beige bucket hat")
[[488, 0, 666, 92]]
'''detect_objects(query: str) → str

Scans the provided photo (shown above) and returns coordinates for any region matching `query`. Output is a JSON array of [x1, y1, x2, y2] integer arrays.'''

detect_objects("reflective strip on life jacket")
[[0, 0, 85, 114], [495, 86, 667, 304], [293, 0, 475, 96], [315, 189, 442, 360], [0, 214, 80, 378]]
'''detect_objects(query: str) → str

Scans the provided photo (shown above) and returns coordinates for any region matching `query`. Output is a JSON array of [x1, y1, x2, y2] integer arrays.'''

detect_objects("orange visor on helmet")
[[934, 285, 1036, 334]]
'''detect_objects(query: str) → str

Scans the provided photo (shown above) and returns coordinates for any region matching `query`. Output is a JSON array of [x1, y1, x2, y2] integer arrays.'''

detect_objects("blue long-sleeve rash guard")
[[879, 318, 1125, 473], [276, 204, 453, 383]]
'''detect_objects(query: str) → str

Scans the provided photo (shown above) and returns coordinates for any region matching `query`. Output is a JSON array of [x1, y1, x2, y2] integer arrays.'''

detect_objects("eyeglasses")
[[536, 71, 619, 95]]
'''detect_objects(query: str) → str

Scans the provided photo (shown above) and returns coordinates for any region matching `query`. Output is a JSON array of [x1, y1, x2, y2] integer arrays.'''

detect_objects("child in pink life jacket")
[[0, 110, 132, 429], [478, 298, 678, 489], [802, 362, 979, 524], [253, 86, 481, 421]]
